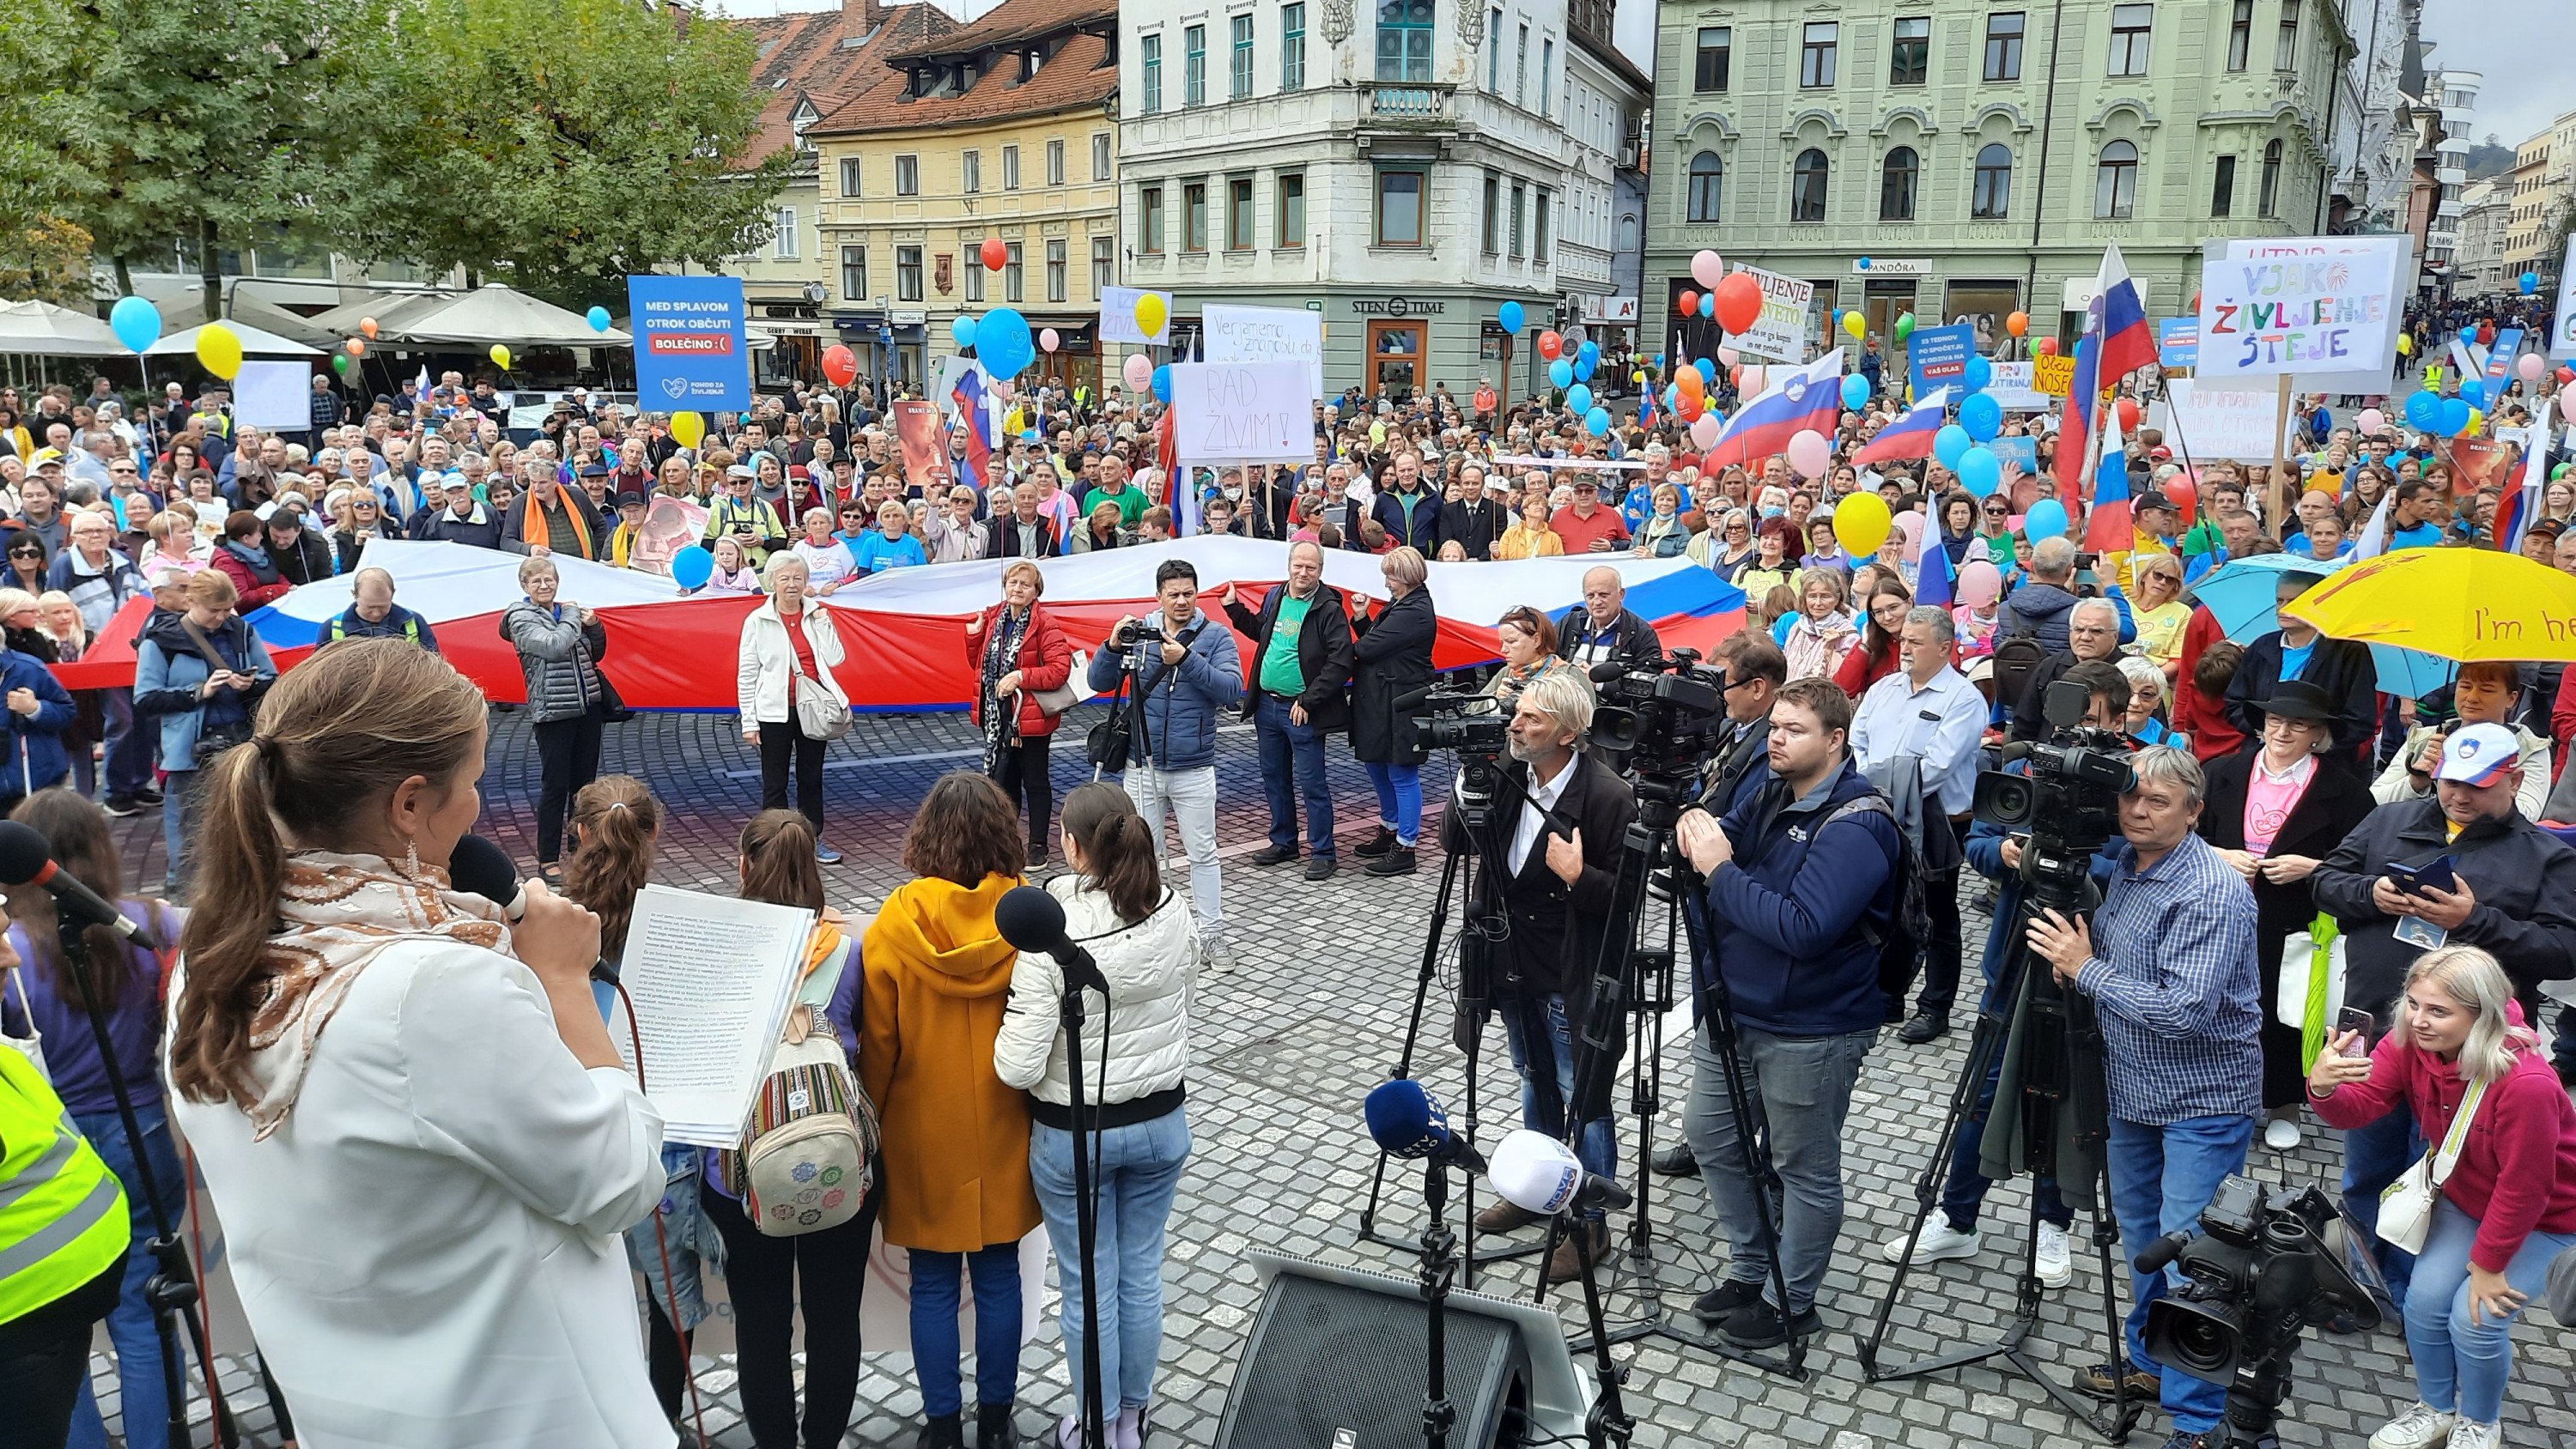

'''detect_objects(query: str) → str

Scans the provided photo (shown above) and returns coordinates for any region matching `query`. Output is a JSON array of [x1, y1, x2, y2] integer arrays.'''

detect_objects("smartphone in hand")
[[2336, 1006, 2377, 1057]]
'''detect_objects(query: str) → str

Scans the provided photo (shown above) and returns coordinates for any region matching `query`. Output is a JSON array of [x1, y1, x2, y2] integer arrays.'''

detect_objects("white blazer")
[[167, 939, 667, 1448], [737, 595, 852, 728]]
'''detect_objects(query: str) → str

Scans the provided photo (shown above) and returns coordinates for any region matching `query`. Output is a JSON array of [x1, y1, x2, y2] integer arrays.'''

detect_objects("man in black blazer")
[[1440, 464, 1505, 561], [2222, 570, 2375, 758], [989, 481, 1060, 559], [1219, 541, 1355, 878], [1556, 565, 1666, 676], [1440, 669, 1638, 1284]]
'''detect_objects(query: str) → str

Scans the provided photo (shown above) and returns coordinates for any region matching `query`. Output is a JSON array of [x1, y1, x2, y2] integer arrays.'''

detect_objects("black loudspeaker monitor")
[[1214, 1259, 1536, 1449]]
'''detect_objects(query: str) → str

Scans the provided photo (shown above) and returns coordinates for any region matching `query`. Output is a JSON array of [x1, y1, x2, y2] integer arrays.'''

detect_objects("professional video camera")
[[1407, 687, 1511, 824], [1971, 678, 2136, 908], [1589, 649, 1728, 791], [2137, 1174, 2391, 1448]]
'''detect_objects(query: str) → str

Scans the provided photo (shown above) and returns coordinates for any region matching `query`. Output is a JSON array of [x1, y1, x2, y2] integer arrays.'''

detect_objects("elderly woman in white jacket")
[[994, 781, 1196, 1449], [738, 550, 853, 864]]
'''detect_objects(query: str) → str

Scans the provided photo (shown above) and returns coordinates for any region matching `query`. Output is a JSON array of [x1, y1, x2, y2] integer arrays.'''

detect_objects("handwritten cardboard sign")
[[2196, 235, 2409, 380], [1205, 304, 1324, 395], [1170, 362, 1315, 462], [2032, 355, 2076, 397]]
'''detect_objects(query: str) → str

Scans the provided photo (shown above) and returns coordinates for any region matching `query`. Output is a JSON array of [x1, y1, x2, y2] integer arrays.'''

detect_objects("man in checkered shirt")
[[2027, 744, 2263, 1449]]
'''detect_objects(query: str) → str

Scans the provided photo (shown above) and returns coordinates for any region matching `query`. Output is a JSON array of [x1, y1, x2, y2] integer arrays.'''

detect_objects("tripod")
[[1856, 845, 2142, 1443], [55, 911, 241, 1449]]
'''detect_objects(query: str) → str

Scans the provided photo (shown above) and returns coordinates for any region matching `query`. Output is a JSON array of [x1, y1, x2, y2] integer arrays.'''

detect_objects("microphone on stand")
[[0, 821, 155, 949], [1487, 1128, 1633, 1215], [1364, 1078, 1489, 1175], [995, 882, 1110, 997]]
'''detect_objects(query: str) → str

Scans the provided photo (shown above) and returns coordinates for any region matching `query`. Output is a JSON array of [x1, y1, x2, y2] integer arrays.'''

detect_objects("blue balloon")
[[1840, 373, 1870, 409], [1651, 353, 1665, 368], [1577, 339, 1600, 366], [1695, 358, 1717, 385], [2024, 499, 2069, 543], [2439, 397, 2471, 436], [951, 315, 979, 349], [976, 308, 1035, 376], [1499, 300, 1526, 334], [1858, 257, 1873, 270], [1549, 359, 1575, 390], [2405, 389, 2439, 428], [2523, 271, 2543, 296], [1585, 406, 1612, 437], [1698, 292, 1716, 318], [1024, 429, 1042, 443], [1957, 446, 2002, 498], [1573, 355, 1596, 382], [1564, 383, 1594, 415], [586, 305, 611, 332], [1663, 385, 1680, 410], [1959, 393, 2003, 442], [671, 545, 714, 591], [109, 295, 161, 354], [1152, 364, 1174, 403], [2453, 378, 2482, 409], [1962, 356, 1993, 394], [1934, 424, 1973, 470]]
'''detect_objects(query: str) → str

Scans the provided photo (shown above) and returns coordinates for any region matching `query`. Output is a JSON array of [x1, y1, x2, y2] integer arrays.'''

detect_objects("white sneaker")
[[2035, 1222, 2074, 1288], [2447, 1419, 2500, 1449], [1203, 935, 1236, 975], [2369, 1401, 2458, 1449], [2264, 1115, 2304, 1151], [1883, 1216, 1979, 1264]]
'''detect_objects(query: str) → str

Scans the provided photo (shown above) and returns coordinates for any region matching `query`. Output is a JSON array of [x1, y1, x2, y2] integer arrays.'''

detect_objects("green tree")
[[327, 0, 789, 299], [0, 217, 100, 307]]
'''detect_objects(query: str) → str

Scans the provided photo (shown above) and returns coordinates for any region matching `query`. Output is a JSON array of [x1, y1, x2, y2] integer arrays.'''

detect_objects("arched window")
[[1879, 146, 1918, 221], [2094, 138, 2138, 219], [1687, 151, 1723, 223], [1791, 148, 1829, 222], [2258, 137, 2283, 216], [1971, 142, 2012, 218], [1618, 212, 1640, 251]]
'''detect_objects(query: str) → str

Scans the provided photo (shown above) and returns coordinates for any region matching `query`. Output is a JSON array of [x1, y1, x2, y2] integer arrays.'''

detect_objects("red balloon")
[[1711, 273, 1764, 336], [1677, 289, 1698, 319], [1677, 392, 1703, 423], [980, 237, 1007, 271], [2164, 473, 2198, 526], [2036, 337, 2059, 356], [2116, 398, 2142, 433], [821, 343, 858, 388], [1537, 330, 1564, 361], [2560, 366, 2574, 386]]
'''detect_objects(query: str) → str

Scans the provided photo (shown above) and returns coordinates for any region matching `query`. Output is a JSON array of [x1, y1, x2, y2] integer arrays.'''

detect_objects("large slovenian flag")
[[2497, 421, 2550, 554], [2051, 331, 2102, 495], [2085, 399, 2131, 551], [2092, 242, 2154, 387], [58, 539, 1747, 711], [1915, 535, 1956, 608], [1852, 387, 1953, 466], [951, 367, 998, 494], [1701, 349, 1845, 470]]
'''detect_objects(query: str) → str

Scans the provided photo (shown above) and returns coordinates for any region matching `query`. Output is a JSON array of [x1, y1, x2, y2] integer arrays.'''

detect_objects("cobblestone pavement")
[[95, 706, 2576, 1447]]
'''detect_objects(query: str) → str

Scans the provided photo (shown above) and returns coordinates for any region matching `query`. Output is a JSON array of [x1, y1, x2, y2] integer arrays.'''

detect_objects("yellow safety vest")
[[0, 1044, 129, 1324]]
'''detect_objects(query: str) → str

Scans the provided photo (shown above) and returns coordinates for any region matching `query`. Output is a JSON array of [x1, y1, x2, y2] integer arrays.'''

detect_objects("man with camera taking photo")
[[1087, 559, 1244, 972]]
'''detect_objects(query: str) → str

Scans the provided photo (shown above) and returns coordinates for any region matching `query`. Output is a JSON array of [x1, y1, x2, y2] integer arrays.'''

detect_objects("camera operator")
[[1445, 670, 1638, 1284], [1086, 560, 1245, 973], [1674, 677, 1901, 1348], [1220, 543, 1353, 881], [1556, 566, 1664, 676], [2024, 745, 2263, 1448], [2307, 722, 2576, 1307], [1856, 606, 1988, 1045], [2009, 596, 2123, 743]]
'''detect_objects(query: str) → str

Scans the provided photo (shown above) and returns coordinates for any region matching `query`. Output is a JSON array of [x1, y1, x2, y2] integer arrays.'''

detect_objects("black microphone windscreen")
[[0, 820, 50, 887], [1392, 684, 1433, 714], [447, 833, 520, 907], [994, 883, 1067, 954], [1589, 660, 1627, 684]]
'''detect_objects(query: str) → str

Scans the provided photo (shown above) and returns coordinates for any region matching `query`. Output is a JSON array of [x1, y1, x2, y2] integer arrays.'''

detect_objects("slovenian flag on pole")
[[2085, 398, 2131, 551], [2497, 420, 2549, 555], [1852, 387, 1953, 465], [1915, 532, 1956, 608], [2051, 331, 2102, 496], [2092, 242, 2155, 386], [951, 367, 997, 494], [1702, 349, 1846, 470]]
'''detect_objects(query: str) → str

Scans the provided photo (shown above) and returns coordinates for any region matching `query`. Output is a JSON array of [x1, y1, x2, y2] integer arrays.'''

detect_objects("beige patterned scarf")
[[235, 851, 513, 1140]]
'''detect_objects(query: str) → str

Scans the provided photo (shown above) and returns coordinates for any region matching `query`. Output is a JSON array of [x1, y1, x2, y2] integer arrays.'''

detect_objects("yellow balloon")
[[195, 322, 243, 380], [2396, 334, 2414, 355], [1134, 293, 1167, 336], [1833, 493, 1893, 558], [669, 411, 705, 449], [489, 344, 512, 371], [1842, 311, 1865, 340], [2466, 405, 2484, 435]]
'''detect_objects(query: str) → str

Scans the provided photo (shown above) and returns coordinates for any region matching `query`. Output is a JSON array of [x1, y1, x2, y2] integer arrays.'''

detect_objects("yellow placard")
[[2032, 355, 2076, 397]]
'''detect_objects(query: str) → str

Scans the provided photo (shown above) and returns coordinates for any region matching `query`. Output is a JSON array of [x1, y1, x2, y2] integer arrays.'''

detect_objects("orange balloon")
[[1676, 289, 1698, 319], [1676, 367, 1704, 400], [2035, 336, 2059, 356], [2005, 311, 2029, 337], [346, 338, 366, 357], [360, 317, 379, 339]]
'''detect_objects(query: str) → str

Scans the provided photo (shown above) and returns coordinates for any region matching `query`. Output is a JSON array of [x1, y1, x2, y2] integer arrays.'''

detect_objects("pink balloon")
[[1692, 250, 1727, 290], [1893, 511, 1927, 563], [1717, 346, 1741, 367], [1786, 427, 1830, 480], [2354, 408, 2385, 433], [1040, 328, 1061, 353], [1956, 560, 2003, 610], [2563, 390, 2576, 427], [2519, 353, 2546, 382], [1689, 413, 1723, 449], [1739, 365, 1766, 393], [1122, 354, 1153, 391]]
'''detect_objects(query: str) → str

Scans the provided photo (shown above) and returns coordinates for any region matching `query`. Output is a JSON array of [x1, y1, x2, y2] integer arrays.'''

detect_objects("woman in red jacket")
[[965, 558, 1073, 866], [1832, 576, 1911, 698], [2310, 944, 2576, 1449]]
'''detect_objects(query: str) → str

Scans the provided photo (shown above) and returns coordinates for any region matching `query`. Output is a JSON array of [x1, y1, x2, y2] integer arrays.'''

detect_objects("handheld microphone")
[[995, 882, 1109, 997], [447, 833, 530, 922], [0, 821, 154, 949], [1363, 1078, 1488, 1174], [1486, 1128, 1633, 1215]]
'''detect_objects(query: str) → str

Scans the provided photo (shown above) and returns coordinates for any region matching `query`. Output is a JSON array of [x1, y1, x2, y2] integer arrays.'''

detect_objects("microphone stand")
[[1417, 1160, 1459, 1449], [1057, 949, 1111, 1449], [1564, 1202, 1635, 1449]]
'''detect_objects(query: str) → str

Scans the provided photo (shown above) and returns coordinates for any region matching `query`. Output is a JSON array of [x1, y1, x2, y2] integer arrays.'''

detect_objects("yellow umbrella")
[[2282, 549, 2576, 662]]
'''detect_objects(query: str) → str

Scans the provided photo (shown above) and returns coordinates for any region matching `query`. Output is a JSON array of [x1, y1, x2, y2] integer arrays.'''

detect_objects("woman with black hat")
[[2198, 677, 2378, 1150]]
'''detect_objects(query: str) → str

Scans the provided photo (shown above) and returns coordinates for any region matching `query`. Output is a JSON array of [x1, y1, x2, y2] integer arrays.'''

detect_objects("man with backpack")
[[1674, 676, 1905, 1350]]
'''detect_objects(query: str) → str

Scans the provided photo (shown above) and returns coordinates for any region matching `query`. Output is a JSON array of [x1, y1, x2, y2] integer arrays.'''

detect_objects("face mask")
[[1759, 505, 1784, 519]]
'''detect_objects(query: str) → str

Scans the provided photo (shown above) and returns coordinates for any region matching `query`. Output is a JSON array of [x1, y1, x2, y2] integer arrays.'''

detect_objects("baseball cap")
[[725, 464, 757, 480], [2436, 722, 2522, 786], [615, 490, 647, 510], [2135, 490, 2175, 514], [440, 471, 472, 491], [577, 463, 611, 478]]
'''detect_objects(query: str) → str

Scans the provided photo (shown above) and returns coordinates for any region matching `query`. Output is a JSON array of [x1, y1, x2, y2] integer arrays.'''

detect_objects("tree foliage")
[[0, 217, 99, 306]]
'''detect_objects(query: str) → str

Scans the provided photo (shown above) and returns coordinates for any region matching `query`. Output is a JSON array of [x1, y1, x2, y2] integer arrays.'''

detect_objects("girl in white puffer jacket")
[[993, 782, 1196, 1449]]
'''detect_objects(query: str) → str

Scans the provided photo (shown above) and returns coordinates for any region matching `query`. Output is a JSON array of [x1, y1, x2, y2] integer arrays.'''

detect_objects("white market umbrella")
[[0, 299, 125, 357], [375, 282, 629, 347], [147, 321, 325, 358]]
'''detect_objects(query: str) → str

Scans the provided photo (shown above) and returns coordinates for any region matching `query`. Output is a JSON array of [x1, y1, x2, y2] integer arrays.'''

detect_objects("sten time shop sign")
[[1352, 298, 1447, 317]]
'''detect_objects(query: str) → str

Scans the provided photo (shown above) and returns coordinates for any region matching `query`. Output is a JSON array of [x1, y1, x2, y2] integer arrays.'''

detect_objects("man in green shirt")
[[1219, 540, 1354, 878], [1083, 455, 1148, 529]]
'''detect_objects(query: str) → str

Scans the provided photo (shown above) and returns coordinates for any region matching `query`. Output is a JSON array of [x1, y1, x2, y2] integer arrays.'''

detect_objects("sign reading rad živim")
[[629, 275, 750, 412]]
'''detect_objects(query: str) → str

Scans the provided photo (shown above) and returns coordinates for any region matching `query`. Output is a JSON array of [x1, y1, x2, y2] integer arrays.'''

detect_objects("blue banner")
[[628, 276, 750, 412], [1906, 323, 1975, 399], [2485, 328, 2524, 394], [2158, 318, 2198, 369]]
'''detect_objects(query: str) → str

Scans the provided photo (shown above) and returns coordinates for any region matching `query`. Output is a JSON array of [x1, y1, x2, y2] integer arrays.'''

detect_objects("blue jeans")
[[1498, 992, 1616, 1185], [1363, 760, 1421, 846], [1254, 694, 1334, 857], [65, 1104, 186, 1449], [1028, 1108, 1192, 1414], [102, 688, 150, 801], [908, 1243, 1023, 1417], [2405, 1198, 2576, 1424], [1683, 1024, 1874, 1313], [2105, 1113, 2256, 1436], [2342, 1104, 2427, 1303], [160, 768, 196, 889]]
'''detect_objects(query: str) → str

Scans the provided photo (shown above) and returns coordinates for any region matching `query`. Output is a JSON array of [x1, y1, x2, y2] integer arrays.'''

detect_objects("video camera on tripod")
[[1971, 680, 2136, 907], [1586, 651, 1728, 792]]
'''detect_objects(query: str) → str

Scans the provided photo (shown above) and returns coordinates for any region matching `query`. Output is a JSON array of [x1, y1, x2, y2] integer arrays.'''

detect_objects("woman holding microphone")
[[2308, 944, 2576, 1449], [163, 638, 667, 1446]]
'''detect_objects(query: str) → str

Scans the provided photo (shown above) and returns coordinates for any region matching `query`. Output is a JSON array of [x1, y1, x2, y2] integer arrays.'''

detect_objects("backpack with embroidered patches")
[[720, 927, 879, 1236], [1820, 794, 1929, 1003]]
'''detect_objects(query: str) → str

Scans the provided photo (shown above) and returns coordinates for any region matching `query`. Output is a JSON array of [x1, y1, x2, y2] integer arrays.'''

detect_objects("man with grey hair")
[[2025, 743, 2262, 1442], [1853, 604, 1987, 1042], [1998, 536, 2083, 652], [2011, 596, 2123, 743]]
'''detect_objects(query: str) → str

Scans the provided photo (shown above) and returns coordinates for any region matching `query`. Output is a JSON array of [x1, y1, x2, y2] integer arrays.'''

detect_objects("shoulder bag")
[[790, 612, 854, 741], [181, 617, 257, 768], [721, 932, 878, 1236], [2376, 1076, 2488, 1256]]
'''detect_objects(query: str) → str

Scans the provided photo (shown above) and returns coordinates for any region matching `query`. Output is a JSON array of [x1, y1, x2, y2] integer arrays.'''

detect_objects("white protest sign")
[[231, 361, 312, 432], [2555, 237, 2576, 359], [1986, 361, 2047, 412], [2195, 235, 2410, 380], [2148, 379, 2296, 463], [1204, 304, 1324, 395], [1100, 286, 1170, 346], [1170, 361, 1315, 462], [1724, 264, 1812, 365]]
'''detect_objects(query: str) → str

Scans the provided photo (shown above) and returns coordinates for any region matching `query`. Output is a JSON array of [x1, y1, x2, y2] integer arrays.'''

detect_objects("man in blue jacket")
[[1088, 558, 1245, 972], [1674, 676, 1900, 1349]]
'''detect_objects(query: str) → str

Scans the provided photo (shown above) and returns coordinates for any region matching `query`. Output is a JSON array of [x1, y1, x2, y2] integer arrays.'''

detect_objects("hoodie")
[[859, 870, 1043, 1253]]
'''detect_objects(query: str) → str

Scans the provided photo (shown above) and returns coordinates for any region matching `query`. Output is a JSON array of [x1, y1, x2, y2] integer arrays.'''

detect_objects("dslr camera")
[[1589, 649, 1728, 788]]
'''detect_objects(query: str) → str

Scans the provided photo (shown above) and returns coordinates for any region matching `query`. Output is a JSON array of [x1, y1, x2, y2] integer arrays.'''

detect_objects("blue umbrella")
[[2193, 553, 2455, 695]]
